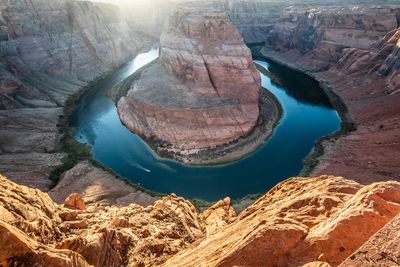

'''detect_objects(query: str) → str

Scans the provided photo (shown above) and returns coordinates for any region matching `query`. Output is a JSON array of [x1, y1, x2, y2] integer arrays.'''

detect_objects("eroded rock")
[[163, 176, 400, 267], [117, 9, 262, 155]]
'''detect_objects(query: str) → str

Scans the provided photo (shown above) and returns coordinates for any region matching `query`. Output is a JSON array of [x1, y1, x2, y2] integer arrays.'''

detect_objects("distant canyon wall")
[[0, 0, 150, 190]]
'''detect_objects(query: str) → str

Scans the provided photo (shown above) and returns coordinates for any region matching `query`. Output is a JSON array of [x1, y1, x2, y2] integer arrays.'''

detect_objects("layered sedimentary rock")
[[0, 0, 151, 190], [260, 4, 400, 183], [264, 5, 399, 71], [1, 174, 399, 266], [118, 10, 261, 153]]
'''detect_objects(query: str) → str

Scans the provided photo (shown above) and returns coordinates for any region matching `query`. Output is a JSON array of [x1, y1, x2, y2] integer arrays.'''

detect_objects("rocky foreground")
[[117, 9, 279, 163], [1, 174, 400, 266]]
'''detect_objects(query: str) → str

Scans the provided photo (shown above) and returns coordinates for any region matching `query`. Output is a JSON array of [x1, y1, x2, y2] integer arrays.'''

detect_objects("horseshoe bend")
[[116, 10, 280, 164], [0, 0, 399, 266]]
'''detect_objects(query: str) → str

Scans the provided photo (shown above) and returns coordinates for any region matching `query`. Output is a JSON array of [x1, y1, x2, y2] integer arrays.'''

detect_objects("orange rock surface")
[[1, 174, 399, 266], [164, 176, 400, 267]]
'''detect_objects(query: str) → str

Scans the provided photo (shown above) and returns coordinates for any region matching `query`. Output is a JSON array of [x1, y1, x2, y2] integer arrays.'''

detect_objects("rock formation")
[[1, 174, 400, 266], [164, 176, 400, 267], [49, 161, 158, 207], [0, 174, 234, 266], [0, 0, 152, 190], [117, 9, 264, 156], [1, 1, 400, 266], [340, 214, 400, 266]]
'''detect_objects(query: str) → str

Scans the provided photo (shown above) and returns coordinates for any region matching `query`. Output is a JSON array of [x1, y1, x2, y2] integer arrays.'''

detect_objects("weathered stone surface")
[[64, 193, 86, 211], [118, 9, 261, 152], [0, 221, 91, 267], [164, 176, 400, 267], [339, 214, 400, 266], [0, 174, 206, 266], [49, 161, 158, 207], [1, 173, 400, 267], [200, 198, 236, 237], [0, 0, 151, 190]]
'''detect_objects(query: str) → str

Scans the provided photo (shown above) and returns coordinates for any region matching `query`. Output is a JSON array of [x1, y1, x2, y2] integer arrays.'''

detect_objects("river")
[[69, 46, 341, 201]]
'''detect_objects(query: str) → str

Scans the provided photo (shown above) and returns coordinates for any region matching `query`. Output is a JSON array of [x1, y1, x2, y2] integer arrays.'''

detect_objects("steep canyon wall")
[[0, 0, 151, 190]]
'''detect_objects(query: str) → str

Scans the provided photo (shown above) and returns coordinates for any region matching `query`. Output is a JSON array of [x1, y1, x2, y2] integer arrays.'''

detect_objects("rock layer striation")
[[259, 4, 400, 183], [0, 0, 151, 190], [117, 10, 262, 153]]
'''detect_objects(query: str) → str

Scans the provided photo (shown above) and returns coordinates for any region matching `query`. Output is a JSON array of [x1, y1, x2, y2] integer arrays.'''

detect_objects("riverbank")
[[48, 46, 164, 206], [144, 87, 282, 166], [253, 47, 356, 177], [62, 46, 341, 207], [112, 58, 282, 166]]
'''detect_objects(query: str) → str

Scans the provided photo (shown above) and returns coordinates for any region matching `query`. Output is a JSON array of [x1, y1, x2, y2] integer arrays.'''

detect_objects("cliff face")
[[258, 4, 400, 183], [264, 5, 399, 71], [1, 174, 399, 266], [118, 10, 262, 152], [0, 0, 151, 190]]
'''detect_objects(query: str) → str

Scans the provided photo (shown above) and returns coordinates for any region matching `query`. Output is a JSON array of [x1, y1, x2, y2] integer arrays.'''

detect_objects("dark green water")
[[69, 46, 341, 201]]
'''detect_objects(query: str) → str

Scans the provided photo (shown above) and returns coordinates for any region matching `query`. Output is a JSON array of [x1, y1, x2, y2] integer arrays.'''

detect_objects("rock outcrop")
[[0, 0, 151, 190], [117, 9, 263, 156], [164, 176, 400, 267], [0, 174, 215, 266], [1, 174, 399, 266], [340, 214, 400, 266], [49, 161, 158, 207], [264, 5, 399, 71]]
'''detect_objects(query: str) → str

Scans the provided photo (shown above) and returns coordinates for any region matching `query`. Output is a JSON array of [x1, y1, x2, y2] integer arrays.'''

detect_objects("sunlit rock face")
[[0, 0, 150, 190], [118, 10, 261, 151], [162, 176, 400, 267], [2, 172, 400, 267], [0, 174, 235, 266]]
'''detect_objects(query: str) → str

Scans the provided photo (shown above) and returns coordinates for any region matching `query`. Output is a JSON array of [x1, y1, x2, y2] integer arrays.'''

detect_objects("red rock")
[[64, 193, 86, 211], [118, 10, 261, 152]]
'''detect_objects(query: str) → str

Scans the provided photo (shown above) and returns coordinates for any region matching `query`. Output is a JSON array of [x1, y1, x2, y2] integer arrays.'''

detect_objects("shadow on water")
[[69, 46, 341, 202]]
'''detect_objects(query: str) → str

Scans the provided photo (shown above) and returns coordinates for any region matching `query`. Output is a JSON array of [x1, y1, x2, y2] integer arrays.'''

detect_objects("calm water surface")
[[70, 46, 341, 201]]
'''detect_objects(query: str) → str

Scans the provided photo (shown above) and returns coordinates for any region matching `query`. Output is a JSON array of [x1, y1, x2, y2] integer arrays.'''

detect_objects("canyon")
[[0, 0, 399, 266], [0, 0, 153, 191], [258, 4, 400, 183]]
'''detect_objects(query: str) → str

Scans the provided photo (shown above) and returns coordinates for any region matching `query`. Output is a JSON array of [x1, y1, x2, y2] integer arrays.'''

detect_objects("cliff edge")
[[1, 174, 399, 266]]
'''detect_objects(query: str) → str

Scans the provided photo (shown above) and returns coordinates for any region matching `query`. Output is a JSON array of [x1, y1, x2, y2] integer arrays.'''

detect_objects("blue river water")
[[69, 46, 341, 201]]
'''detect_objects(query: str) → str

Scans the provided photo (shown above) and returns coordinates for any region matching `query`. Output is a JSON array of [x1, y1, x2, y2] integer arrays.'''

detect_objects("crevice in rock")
[[202, 55, 221, 97]]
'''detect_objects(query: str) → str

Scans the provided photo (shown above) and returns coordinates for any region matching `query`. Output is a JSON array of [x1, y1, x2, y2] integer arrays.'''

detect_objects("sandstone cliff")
[[117, 10, 265, 157], [0, 0, 151, 190], [1, 174, 399, 266]]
